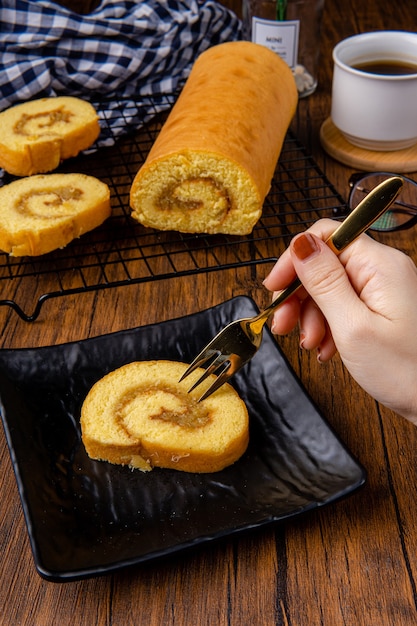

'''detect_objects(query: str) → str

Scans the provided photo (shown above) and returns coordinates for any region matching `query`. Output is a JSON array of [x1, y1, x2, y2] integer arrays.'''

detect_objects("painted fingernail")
[[293, 233, 320, 261]]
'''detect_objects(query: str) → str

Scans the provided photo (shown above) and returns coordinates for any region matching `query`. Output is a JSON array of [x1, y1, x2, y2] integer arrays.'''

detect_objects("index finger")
[[263, 219, 342, 291]]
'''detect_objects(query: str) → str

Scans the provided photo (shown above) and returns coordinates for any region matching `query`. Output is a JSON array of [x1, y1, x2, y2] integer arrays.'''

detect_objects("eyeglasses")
[[348, 172, 417, 232]]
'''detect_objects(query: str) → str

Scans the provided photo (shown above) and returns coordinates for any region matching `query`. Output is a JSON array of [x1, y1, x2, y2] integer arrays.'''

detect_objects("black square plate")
[[0, 296, 365, 581]]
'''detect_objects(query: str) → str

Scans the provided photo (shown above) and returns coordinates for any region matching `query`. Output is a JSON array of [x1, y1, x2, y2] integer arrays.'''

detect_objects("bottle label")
[[251, 17, 300, 68]]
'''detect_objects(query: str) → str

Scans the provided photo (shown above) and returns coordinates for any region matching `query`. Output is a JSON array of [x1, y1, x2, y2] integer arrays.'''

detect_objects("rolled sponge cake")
[[129, 41, 298, 235], [0, 173, 111, 256], [80, 360, 249, 473], [0, 96, 100, 176]]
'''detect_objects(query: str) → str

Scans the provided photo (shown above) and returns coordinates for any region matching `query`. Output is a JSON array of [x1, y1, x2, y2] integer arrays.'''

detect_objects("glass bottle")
[[242, 0, 325, 97]]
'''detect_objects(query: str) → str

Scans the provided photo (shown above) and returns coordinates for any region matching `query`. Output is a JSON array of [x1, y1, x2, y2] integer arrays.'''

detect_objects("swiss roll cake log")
[[130, 41, 298, 235], [0, 96, 100, 177]]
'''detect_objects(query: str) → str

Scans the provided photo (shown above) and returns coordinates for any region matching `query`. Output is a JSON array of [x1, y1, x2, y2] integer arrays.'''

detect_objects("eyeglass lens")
[[349, 173, 417, 231]]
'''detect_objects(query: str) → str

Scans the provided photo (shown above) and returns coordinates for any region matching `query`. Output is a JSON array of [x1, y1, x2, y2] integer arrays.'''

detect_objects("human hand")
[[263, 219, 417, 425]]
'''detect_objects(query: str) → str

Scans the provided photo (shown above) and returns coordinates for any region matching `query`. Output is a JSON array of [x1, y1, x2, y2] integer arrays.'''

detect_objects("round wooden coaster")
[[320, 117, 417, 173]]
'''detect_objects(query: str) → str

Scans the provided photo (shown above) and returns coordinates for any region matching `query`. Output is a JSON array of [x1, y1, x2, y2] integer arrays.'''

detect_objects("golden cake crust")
[[0, 96, 100, 176], [80, 360, 250, 473], [130, 41, 297, 235]]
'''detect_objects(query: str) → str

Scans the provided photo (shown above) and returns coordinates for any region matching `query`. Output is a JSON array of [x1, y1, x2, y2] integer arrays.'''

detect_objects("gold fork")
[[179, 176, 403, 401]]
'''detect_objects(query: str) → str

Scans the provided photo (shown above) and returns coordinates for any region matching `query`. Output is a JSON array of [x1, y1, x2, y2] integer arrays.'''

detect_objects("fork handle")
[[253, 176, 403, 328]]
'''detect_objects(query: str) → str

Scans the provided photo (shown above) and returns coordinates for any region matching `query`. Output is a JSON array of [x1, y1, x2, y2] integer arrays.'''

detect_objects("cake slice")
[[80, 360, 249, 473], [0, 96, 100, 176], [0, 173, 111, 256]]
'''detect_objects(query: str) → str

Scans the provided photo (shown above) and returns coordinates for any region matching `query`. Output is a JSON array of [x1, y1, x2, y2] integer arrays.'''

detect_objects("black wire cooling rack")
[[0, 95, 347, 321]]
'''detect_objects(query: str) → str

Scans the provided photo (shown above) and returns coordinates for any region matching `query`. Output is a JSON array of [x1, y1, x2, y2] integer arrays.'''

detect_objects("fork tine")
[[186, 353, 229, 393], [179, 334, 227, 383], [178, 348, 218, 382], [179, 325, 231, 383], [196, 363, 232, 402]]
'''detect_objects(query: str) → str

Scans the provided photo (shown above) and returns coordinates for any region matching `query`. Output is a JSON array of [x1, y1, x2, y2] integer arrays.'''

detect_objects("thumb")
[[290, 232, 365, 331]]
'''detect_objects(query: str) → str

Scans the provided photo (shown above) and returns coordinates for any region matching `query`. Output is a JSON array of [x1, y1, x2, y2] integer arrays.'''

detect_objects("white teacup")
[[331, 31, 417, 151]]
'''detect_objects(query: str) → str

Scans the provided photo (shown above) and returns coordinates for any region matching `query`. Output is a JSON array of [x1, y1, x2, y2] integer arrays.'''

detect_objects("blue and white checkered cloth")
[[0, 0, 242, 146]]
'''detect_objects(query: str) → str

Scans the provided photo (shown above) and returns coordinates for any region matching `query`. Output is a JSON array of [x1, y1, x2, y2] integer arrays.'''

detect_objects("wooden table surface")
[[2, 0, 417, 624]]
